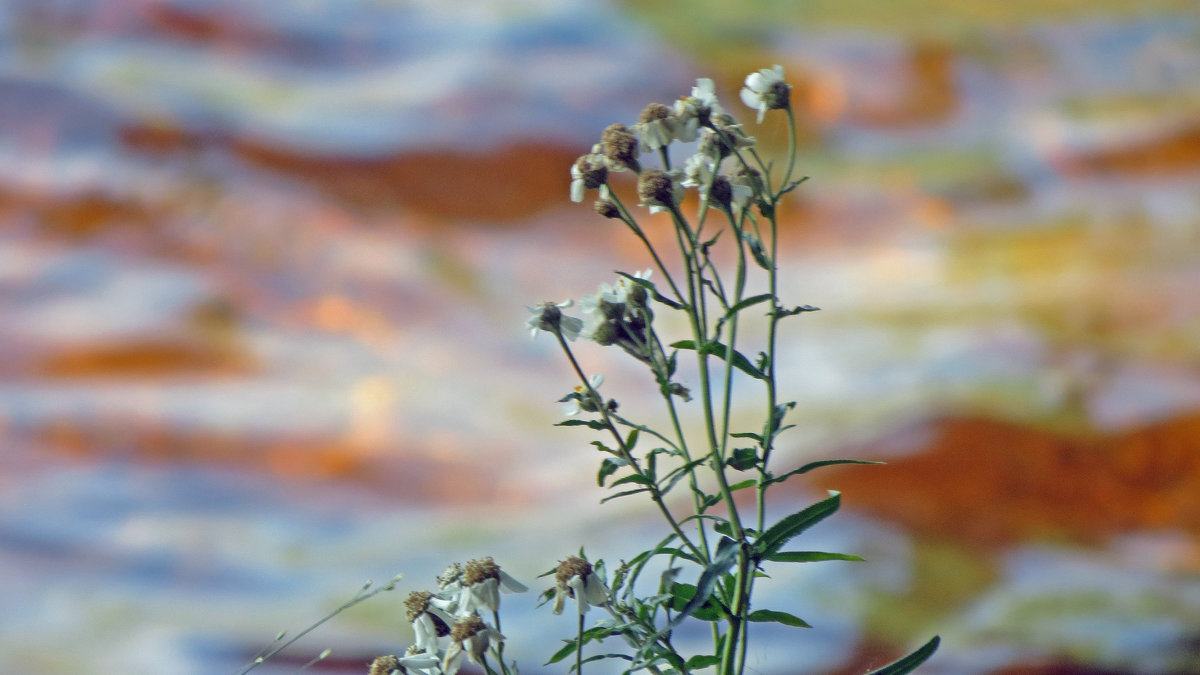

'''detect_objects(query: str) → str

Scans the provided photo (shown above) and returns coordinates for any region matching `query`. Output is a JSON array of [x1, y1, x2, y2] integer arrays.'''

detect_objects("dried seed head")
[[593, 199, 621, 219], [600, 123, 640, 172], [709, 175, 733, 209], [555, 556, 593, 587], [404, 591, 432, 623], [463, 557, 500, 586], [637, 169, 679, 209], [449, 614, 487, 643], [437, 563, 463, 589], [637, 102, 672, 124], [368, 655, 400, 675], [572, 153, 608, 189]]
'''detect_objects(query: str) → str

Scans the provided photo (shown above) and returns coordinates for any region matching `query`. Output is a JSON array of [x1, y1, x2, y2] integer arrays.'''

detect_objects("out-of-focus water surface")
[[2, 1, 1200, 673]]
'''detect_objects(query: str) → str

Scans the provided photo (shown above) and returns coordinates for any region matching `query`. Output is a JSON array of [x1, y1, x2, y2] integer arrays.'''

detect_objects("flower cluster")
[[567, 69, 789, 217], [372, 558, 526, 675]]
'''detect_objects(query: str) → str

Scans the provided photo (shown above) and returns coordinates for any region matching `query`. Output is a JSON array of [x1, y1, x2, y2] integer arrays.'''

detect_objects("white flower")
[[553, 556, 610, 615], [740, 64, 790, 123], [634, 102, 677, 152], [673, 78, 725, 142], [455, 557, 528, 616], [563, 373, 604, 416], [443, 615, 503, 675], [526, 300, 583, 340], [570, 148, 609, 203], [404, 591, 450, 655]]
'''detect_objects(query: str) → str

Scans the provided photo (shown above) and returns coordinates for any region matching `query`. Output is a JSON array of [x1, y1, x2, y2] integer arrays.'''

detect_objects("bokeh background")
[[2, 1, 1200, 673]]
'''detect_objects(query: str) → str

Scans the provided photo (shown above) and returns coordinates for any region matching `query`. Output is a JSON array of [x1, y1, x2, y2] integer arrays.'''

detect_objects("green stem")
[[554, 329, 705, 563]]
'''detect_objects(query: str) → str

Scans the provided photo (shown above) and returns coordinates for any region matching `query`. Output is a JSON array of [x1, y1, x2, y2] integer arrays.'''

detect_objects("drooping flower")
[[456, 556, 528, 616], [369, 649, 441, 675], [636, 169, 685, 214], [404, 591, 450, 655], [442, 614, 503, 675], [526, 300, 583, 341], [553, 556, 609, 615], [570, 150, 609, 203], [740, 65, 790, 123]]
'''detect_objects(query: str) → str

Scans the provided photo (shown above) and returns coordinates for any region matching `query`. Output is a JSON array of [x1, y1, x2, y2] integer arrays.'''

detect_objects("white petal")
[[745, 71, 768, 92], [571, 178, 585, 203], [583, 574, 610, 606], [740, 87, 760, 110], [499, 570, 528, 593], [443, 643, 464, 675]]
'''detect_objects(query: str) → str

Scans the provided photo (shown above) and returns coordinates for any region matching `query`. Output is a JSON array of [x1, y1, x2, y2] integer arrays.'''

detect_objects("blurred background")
[[2, 1, 1199, 673]]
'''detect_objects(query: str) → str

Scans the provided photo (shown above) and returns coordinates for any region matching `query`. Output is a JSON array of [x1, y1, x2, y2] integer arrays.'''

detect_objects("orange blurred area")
[[814, 414, 1200, 554]]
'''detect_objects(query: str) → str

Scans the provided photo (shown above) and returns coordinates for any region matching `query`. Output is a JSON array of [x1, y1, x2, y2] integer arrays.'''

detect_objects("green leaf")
[[615, 270, 684, 310], [768, 459, 885, 486], [728, 479, 757, 491], [765, 551, 865, 563], [729, 431, 763, 442], [668, 537, 739, 627], [864, 636, 940, 675], [597, 457, 624, 486], [744, 233, 771, 270], [545, 640, 578, 665], [623, 428, 640, 453], [685, 655, 722, 669], [777, 304, 821, 316], [600, 488, 649, 503], [752, 492, 841, 560], [724, 293, 773, 319], [727, 447, 758, 471], [556, 419, 607, 430], [610, 473, 653, 488], [667, 583, 724, 622], [747, 609, 811, 628], [671, 340, 766, 380]]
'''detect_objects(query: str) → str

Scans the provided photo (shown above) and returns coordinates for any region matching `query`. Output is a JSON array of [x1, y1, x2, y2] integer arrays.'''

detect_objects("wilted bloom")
[[526, 300, 583, 341], [443, 614, 503, 675], [637, 169, 685, 214], [593, 199, 621, 220], [553, 556, 609, 615], [600, 122, 640, 172], [740, 65, 790, 123], [570, 150, 609, 203], [456, 556, 527, 616], [369, 650, 440, 675], [405, 591, 450, 654], [634, 102, 676, 152]]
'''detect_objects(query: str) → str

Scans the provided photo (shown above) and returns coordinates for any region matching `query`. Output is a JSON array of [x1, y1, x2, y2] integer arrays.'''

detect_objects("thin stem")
[[576, 612, 585, 675], [554, 329, 705, 563]]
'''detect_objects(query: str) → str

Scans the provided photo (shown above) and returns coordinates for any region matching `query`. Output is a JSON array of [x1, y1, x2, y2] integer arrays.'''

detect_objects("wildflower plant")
[[243, 66, 938, 675], [517, 66, 939, 675]]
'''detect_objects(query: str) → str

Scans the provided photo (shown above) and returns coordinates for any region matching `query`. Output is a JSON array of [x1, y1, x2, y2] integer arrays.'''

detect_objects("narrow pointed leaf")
[[768, 459, 885, 486], [668, 537, 739, 628], [766, 551, 865, 563], [753, 492, 841, 560], [864, 636, 940, 675], [671, 340, 766, 380], [747, 609, 811, 628]]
